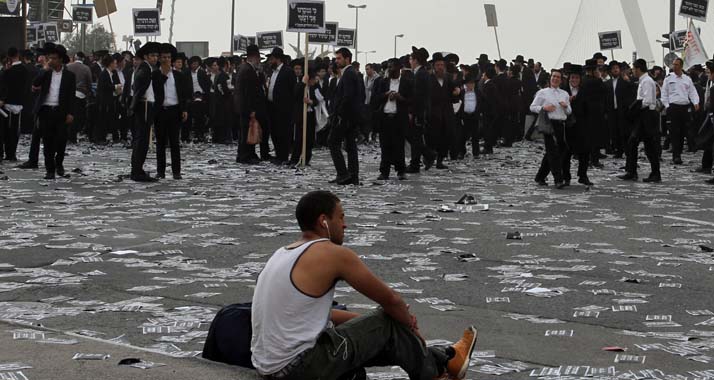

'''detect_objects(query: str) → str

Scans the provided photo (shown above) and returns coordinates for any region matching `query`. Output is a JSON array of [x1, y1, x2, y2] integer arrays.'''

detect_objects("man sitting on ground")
[[251, 190, 477, 380]]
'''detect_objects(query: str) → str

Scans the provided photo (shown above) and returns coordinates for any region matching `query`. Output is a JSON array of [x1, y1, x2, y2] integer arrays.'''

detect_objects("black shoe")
[[173, 174, 182, 180], [328, 177, 341, 184], [238, 158, 260, 165], [336, 175, 358, 186], [457, 154, 465, 160], [578, 177, 594, 186], [44, 172, 55, 180], [555, 181, 567, 189], [131, 173, 158, 182], [591, 162, 604, 169], [260, 154, 274, 161], [535, 178, 548, 186], [155, 172, 166, 179], [612, 153, 623, 159], [618, 173, 638, 181], [5, 156, 17, 162], [56, 167, 66, 177], [673, 157, 683, 165], [397, 173, 407, 181], [405, 166, 420, 174], [436, 162, 448, 170], [643, 175, 662, 183], [377, 174, 389, 180], [706, 178, 714, 185], [693, 166, 712, 174], [17, 161, 38, 169], [563, 180, 571, 187], [423, 156, 435, 171], [483, 147, 494, 154]]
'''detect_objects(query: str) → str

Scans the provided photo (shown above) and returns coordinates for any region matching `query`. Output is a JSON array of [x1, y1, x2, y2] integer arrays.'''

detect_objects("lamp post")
[[359, 50, 376, 63], [347, 4, 366, 55], [231, 0, 236, 53], [393, 34, 404, 58]]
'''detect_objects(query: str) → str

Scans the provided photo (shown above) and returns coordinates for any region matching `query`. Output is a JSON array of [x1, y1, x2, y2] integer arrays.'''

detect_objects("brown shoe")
[[446, 326, 477, 380]]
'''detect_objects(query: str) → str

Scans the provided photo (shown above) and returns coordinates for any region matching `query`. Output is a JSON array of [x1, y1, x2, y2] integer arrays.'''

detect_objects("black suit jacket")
[[236, 62, 263, 117], [32, 67, 76, 117], [191, 68, 211, 95], [130, 61, 154, 114], [97, 69, 116, 107], [605, 76, 636, 112], [213, 71, 231, 98], [411, 66, 430, 122], [0, 63, 29, 105], [490, 73, 510, 114], [375, 76, 414, 122], [151, 69, 189, 113], [122, 66, 134, 105], [269, 65, 297, 113], [331, 65, 362, 121]]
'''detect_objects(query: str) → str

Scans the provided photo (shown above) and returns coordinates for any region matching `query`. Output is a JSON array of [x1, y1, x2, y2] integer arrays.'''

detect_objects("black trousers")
[[406, 117, 433, 168], [563, 151, 589, 182], [155, 106, 181, 176], [379, 113, 407, 176], [237, 114, 257, 162], [626, 109, 661, 176], [38, 106, 68, 174], [703, 145, 713, 170], [94, 101, 116, 143], [427, 109, 451, 160], [117, 101, 130, 141], [290, 111, 316, 165], [1, 111, 22, 160], [483, 113, 499, 150], [461, 112, 479, 157], [268, 102, 293, 161], [131, 101, 154, 176], [608, 108, 628, 155], [535, 121, 567, 183], [328, 116, 359, 179], [667, 104, 691, 159], [449, 112, 462, 160], [69, 97, 87, 143], [188, 97, 208, 141]]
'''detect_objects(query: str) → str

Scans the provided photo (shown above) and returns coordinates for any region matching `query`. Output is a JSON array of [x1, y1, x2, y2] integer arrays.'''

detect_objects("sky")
[[60, 0, 714, 69]]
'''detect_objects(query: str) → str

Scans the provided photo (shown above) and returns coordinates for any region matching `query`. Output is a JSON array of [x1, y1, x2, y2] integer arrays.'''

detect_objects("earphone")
[[323, 220, 331, 240]]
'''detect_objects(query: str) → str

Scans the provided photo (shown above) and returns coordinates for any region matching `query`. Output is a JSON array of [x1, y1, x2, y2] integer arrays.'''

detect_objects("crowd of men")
[[1, 42, 713, 185]]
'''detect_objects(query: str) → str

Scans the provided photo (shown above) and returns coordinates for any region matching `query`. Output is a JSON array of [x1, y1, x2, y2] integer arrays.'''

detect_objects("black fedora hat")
[[266, 47, 285, 59], [584, 58, 598, 70], [592, 52, 608, 62], [568, 64, 584, 76], [512, 54, 525, 63], [159, 43, 178, 59], [136, 41, 161, 58], [245, 44, 261, 57], [41, 43, 70, 64], [494, 58, 507, 70], [431, 52, 446, 63], [445, 53, 460, 65], [411, 46, 429, 62], [478, 53, 489, 63]]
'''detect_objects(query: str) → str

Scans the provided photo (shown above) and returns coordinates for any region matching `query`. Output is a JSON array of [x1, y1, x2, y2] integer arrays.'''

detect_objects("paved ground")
[[1, 137, 714, 379]]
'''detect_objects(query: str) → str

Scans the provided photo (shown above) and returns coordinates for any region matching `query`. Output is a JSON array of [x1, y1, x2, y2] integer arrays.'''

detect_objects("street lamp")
[[393, 34, 404, 58], [358, 50, 376, 63], [347, 4, 367, 55]]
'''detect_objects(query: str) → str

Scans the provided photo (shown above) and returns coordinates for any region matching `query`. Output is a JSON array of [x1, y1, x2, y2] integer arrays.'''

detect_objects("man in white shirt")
[[459, 75, 479, 158], [619, 59, 661, 183], [661, 58, 700, 164], [530, 69, 571, 189]]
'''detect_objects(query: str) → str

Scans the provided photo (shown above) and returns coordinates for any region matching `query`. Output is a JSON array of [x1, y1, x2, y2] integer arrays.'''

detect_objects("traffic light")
[[661, 33, 672, 49]]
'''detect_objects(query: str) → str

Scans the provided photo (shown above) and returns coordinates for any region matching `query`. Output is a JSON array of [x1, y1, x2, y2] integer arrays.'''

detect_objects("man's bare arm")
[[330, 309, 360, 326]]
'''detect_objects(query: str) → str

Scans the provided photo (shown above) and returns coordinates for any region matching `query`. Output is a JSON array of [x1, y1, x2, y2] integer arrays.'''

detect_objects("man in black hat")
[[129, 41, 160, 182], [65, 52, 92, 144], [579, 58, 608, 169], [458, 74, 480, 159], [605, 60, 636, 159], [31, 43, 76, 180], [427, 53, 460, 169], [208, 57, 232, 144], [592, 52, 608, 66], [375, 58, 413, 180], [266, 47, 297, 164], [619, 59, 661, 183], [152, 43, 189, 180], [0, 47, 29, 162], [406, 46, 436, 173], [187, 56, 211, 142], [512, 55, 525, 68], [236, 45, 267, 164], [702, 60, 714, 184], [327, 48, 362, 185], [485, 59, 509, 153]]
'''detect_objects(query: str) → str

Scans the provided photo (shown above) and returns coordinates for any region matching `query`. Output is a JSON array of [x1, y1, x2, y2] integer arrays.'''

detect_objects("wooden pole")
[[493, 26, 502, 60], [103, 0, 118, 52], [299, 33, 309, 168]]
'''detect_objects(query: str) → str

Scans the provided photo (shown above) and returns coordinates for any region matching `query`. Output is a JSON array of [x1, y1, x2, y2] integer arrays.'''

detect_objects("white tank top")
[[251, 239, 335, 375]]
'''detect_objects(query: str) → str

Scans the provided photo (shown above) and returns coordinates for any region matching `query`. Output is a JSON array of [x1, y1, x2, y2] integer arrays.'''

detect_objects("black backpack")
[[202, 302, 254, 368]]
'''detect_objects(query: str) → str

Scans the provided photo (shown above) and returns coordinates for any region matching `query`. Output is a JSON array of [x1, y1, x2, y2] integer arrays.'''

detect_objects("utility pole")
[[169, 0, 176, 44], [230, 0, 235, 53], [81, 0, 87, 52], [347, 4, 366, 57], [669, 0, 675, 33]]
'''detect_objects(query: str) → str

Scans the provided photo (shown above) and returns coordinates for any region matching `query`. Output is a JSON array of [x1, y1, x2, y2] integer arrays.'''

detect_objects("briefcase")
[[536, 110, 553, 135]]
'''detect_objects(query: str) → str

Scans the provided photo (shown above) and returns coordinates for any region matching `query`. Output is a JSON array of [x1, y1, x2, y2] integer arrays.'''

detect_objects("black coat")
[[191, 68, 211, 95], [130, 61, 154, 114], [151, 69, 190, 113], [97, 69, 116, 107], [236, 62, 264, 117], [0, 63, 29, 105], [490, 73, 510, 114], [122, 66, 134, 105], [269, 65, 297, 114], [411, 66, 430, 123], [605, 77, 636, 112], [579, 76, 608, 149], [375, 75, 414, 126], [506, 76, 522, 113], [331, 65, 362, 121], [32, 67, 76, 118], [428, 74, 458, 128]]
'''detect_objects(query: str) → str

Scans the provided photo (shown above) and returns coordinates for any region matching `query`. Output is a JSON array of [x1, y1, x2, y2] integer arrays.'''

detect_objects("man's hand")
[[543, 104, 557, 112], [559, 101, 568, 108], [250, 111, 256, 118], [0, 101, 4, 108], [453, 87, 461, 96], [181, 112, 188, 122], [65, 114, 74, 125], [32, 85, 41, 92], [694, 104, 701, 112]]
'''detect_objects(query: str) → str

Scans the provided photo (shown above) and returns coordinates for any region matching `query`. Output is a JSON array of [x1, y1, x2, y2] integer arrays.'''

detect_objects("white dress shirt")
[[612, 78, 618, 110], [44, 69, 63, 106], [365, 74, 376, 105], [529, 86, 572, 121], [383, 77, 400, 114], [463, 90, 477, 114], [268, 64, 282, 102], [191, 70, 203, 94], [661, 72, 699, 108], [163, 71, 179, 107], [637, 73, 657, 110], [705, 80, 712, 111]]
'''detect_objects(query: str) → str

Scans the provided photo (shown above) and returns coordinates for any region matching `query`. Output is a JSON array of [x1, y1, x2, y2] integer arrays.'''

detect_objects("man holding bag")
[[530, 69, 572, 189], [236, 45, 266, 165]]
